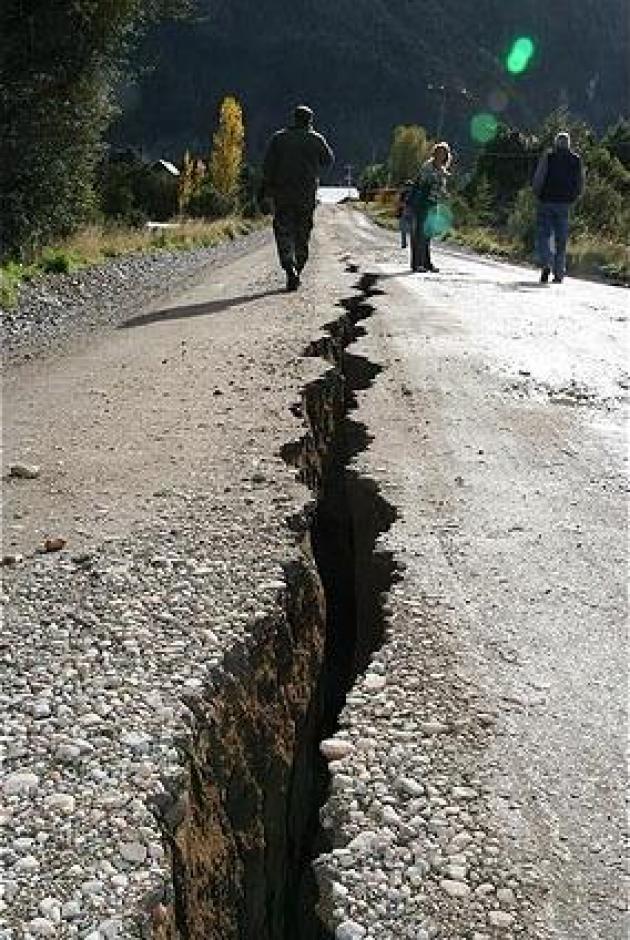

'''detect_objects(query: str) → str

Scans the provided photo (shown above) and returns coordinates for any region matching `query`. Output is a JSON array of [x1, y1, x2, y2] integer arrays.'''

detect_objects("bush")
[[506, 187, 537, 253], [187, 180, 238, 219]]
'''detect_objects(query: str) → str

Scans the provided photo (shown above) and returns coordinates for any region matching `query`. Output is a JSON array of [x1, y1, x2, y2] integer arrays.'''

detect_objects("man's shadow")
[[119, 288, 286, 329]]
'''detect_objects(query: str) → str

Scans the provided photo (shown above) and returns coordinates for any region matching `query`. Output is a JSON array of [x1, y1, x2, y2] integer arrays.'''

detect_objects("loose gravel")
[[1, 230, 268, 365]]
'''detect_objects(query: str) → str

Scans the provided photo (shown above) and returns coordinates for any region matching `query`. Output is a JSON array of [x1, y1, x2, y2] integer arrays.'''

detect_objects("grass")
[[0, 216, 266, 309], [356, 201, 630, 286]]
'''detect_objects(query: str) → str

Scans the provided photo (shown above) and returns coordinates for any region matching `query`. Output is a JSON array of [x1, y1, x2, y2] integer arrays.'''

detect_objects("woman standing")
[[409, 142, 451, 273]]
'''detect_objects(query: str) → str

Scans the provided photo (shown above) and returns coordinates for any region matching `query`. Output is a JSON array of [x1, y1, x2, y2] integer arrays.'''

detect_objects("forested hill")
[[111, 0, 628, 169]]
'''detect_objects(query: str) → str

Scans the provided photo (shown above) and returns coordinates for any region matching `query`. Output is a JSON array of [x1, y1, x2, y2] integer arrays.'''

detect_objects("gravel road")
[[317, 210, 628, 940], [1, 207, 627, 940]]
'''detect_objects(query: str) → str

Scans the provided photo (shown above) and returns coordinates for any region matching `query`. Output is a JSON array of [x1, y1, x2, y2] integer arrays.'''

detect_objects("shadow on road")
[[119, 287, 286, 329]]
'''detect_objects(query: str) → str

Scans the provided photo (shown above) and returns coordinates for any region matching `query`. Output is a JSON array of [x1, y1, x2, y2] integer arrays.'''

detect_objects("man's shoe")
[[411, 266, 426, 273], [553, 275, 564, 283], [540, 266, 551, 284], [286, 268, 300, 292], [427, 265, 440, 273]]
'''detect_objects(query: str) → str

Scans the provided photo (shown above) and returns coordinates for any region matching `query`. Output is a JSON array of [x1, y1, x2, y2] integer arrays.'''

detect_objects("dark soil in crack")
[[285, 273, 401, 939]]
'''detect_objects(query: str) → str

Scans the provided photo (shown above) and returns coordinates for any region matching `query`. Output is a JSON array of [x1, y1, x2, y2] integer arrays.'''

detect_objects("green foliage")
[[602, 119, 630, 170], [99, 151, 179, 224], [506, 187, 537, 252], [358, 164, 388, 197], [467, 123, 537, 215], [187, 180, 238, 220], [388, 125, 430, 185], [0, 0, 189, 260]]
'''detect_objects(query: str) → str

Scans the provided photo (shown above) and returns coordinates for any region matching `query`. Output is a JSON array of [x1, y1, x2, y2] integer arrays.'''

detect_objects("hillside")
[[113, 0, 629, 172]]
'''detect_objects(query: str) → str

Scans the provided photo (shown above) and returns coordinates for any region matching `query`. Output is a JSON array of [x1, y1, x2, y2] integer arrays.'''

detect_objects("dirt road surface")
[[1, 206, 627, 940]]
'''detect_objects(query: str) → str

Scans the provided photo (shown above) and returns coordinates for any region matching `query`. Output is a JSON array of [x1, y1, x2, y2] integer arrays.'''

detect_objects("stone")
[[120, 841, 147, 864], [61, 900, 81, 920], [497, 887, 516, 905], [32, 699, 52, 718], [45, 792, 76, 814], [488, 910, 515, 928], [440, 879, 471, 898], [39, 898, 61, 922], [28, 919, 55, 937], [336, 921, 367, 940], [420, 721, 449, 735], [10, 463, 40, 479], [397, 777, 424, 798], [446, 864, 468, 881], [364, 673, 386, 692], [3, 771, 39, 796], [320, 738, 355, 760]]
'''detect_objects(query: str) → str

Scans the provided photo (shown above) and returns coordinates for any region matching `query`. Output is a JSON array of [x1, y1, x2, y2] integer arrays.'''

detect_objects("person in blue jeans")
[[532, 131, 584, 283]]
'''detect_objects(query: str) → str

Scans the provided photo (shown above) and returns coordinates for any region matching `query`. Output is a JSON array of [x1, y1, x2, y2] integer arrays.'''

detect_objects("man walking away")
[[532, 131, 584, 283], [262, 105, 334, 291]]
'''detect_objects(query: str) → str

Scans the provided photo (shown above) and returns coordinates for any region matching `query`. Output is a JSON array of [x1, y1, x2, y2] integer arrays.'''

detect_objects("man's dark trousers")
[[273, 201, 314, 273]]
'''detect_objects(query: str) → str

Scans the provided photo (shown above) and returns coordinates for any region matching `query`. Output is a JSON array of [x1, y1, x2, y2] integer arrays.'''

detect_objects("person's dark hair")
[[294, 105, 314, 129]]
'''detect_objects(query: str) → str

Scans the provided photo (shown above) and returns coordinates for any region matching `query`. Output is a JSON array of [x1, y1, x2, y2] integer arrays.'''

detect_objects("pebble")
[[3, 772, 40, 796], [28, 918, 55, 937], [44, 792, 76, 814], [440, 879, 471, 898], [336, 921, 367, 940], [320, 738, 355, 760], [9, 463, 40, 479], [488, 910, 515, 928], [119, 841, 147, 864]]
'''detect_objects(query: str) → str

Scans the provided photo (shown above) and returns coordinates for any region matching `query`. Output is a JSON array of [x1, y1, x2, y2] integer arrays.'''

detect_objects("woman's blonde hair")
[[433, 141, 452, 168]]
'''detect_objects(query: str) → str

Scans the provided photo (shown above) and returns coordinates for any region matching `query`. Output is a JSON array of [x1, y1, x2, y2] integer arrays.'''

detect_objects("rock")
[[120, 731, 150, 753], [39, 898, 61, 922], [44, 791, 76, 814], [43, 537, 66, 552], [320, 738, 354, 760], [61, 900, 81, 920], [452, 786, 477, 800], [32, 699, 52, 718], [336, 921, 367, 940], [364, 673, 386, 692], [9, 463, 40, 479], [488, 910, 515, 928], [347, 831, 379, 854], [120, 841, 147, 864], [28, 918, 55, 937], [420, 720, 449, 735], [446, 864, 468, 881], [440, 879, 471, 898], [3, 771, 40, 796], [16, 854, 39, 871], [497, 887, 516, 905]]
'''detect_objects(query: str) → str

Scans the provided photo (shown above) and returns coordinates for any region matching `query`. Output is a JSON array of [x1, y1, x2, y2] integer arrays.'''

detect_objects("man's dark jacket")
[[536, 150, 584, 203], [263, 127, 334, 207]]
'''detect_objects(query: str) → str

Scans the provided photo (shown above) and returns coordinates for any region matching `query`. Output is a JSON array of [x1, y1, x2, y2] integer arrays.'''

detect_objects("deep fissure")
[[156, 274, 400, 940], [284, 276, 400, 938]]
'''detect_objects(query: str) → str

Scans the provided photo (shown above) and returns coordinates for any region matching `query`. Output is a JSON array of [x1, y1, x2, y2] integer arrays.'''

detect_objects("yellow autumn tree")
[[209, 96, 245, 197]]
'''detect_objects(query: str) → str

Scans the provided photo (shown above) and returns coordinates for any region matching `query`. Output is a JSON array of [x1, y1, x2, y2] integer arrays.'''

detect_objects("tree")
[[388, 125, 430, 185], [209, 96, 245, 198], [602, 119, 630, 170], [0, 0, 190, 260]]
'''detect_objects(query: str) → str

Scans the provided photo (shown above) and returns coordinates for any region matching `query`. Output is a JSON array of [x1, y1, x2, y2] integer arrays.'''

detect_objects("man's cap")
[[294, 105, 314, 127]]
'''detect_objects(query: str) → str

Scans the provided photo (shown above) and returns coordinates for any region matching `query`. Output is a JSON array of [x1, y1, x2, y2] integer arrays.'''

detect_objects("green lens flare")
[[470, 112, 498, 144], [506, 36, 535, 74], [424, 205, 453, 239]]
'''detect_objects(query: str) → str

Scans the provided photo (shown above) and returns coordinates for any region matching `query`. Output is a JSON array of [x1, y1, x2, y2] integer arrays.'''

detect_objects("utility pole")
[[344, 164, 354, 189]]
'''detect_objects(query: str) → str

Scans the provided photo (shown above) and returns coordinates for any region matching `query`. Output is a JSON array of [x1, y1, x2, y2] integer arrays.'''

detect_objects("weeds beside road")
[[360, 201, 630, 286], [0, 216, 267, 309]]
